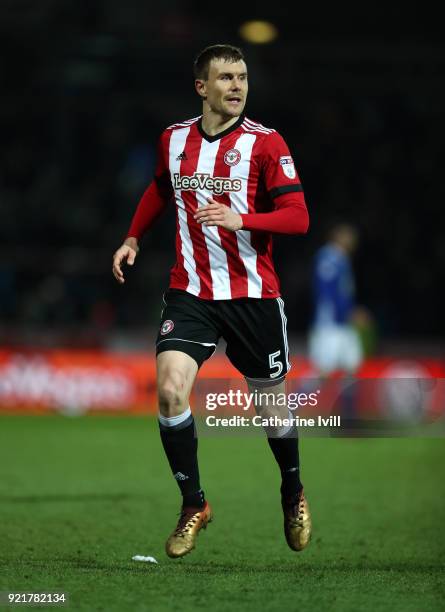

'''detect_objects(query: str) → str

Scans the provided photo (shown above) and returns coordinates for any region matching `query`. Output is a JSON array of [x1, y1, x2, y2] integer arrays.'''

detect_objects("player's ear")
[[195, 79, 207, 100]]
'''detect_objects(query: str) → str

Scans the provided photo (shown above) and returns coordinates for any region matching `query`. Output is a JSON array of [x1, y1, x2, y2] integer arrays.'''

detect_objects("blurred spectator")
[[308, 224, 363, 376]]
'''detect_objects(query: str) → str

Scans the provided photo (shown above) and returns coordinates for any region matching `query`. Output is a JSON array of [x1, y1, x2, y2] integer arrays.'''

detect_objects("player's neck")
[[201, 109, 241, 137]]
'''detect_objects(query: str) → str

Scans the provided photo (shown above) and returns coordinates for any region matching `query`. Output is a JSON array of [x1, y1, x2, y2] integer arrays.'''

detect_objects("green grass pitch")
[[0, 415, 444, 611]]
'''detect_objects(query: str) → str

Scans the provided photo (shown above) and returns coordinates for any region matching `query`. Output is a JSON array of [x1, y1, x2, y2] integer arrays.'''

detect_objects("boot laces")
[[174, 508, 200, 537], [288, 496, 305, 528]]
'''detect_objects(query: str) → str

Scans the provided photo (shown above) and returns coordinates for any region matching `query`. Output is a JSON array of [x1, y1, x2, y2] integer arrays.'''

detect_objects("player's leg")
[[245, 376, 311, 551], [222, 296, 311, 550], [156, 349, 213, 558], [157, 349, 203, 507], [223, 296, 303, 498], [155, 290, 219, 558], [245, 377, 303, 500]]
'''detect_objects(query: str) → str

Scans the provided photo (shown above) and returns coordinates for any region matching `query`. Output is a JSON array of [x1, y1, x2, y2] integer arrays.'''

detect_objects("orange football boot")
[[165, 501, 213, 558]]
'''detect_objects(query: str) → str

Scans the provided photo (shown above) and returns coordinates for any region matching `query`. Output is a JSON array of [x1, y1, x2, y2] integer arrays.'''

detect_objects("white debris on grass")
[[132, 555, 158, 564]]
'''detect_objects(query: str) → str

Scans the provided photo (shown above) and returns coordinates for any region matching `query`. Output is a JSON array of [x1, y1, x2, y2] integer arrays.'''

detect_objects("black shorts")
[[156, 289, 290, 383]]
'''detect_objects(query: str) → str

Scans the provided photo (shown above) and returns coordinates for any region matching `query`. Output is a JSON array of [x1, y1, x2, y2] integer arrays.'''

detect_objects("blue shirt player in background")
[[309, 224, 363, 376]]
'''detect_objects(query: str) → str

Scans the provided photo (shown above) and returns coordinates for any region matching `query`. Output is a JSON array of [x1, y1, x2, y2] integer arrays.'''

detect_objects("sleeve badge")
[[279, 156, 296, 179]]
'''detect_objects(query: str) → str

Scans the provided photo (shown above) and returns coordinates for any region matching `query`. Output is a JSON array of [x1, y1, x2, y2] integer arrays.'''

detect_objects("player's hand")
[[112, 238, 139, 284], [194, 197, 243, 232]]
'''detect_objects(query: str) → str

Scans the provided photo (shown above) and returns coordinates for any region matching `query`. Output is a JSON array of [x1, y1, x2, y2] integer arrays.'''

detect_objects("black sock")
[[159, 416, 205, 508], [267, 432, 303, 501]]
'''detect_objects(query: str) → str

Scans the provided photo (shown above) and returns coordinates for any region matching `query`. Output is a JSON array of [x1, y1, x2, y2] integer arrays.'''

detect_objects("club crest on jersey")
[[160, 320, 174, 335], [224, 148, 241, 166], [173, 173, 242, 195], [279, 156, 296, 179]]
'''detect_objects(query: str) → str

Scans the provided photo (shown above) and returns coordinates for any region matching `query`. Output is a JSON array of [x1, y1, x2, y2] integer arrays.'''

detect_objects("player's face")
[[197, 59, 248, 118]]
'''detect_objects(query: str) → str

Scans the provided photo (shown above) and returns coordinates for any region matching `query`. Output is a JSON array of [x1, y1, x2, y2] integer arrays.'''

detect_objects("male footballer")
[[112, 45, 311, 558]]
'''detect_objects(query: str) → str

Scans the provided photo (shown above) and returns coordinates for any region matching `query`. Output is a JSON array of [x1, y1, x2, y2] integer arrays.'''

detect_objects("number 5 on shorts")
[[269, 350, 283, 378]]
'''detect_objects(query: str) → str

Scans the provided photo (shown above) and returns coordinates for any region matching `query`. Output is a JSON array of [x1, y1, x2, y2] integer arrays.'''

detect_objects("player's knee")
[[158, 371, 188, 416]]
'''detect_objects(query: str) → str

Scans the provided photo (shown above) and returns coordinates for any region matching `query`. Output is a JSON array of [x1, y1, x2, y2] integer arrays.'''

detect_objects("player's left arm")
[[194, 132, 309, 234], [194, 196, 243, 231], [241, 131, 309, 234]]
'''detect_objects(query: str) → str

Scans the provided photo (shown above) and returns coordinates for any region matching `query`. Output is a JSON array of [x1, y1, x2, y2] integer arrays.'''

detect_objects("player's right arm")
[[112, 133, 173, 284], [112, 237, 140, 284]]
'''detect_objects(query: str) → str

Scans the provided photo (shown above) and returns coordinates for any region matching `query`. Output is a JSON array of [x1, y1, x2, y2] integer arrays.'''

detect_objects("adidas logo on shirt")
[[176, 151, 187, 161]]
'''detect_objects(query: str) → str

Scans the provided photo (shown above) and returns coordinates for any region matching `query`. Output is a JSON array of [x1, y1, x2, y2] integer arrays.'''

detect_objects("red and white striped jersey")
[[127, 114, 308, 300]]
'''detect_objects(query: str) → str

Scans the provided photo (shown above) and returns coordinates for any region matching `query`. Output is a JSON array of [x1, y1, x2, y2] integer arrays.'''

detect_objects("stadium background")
[[0, 3, 444, 611]]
